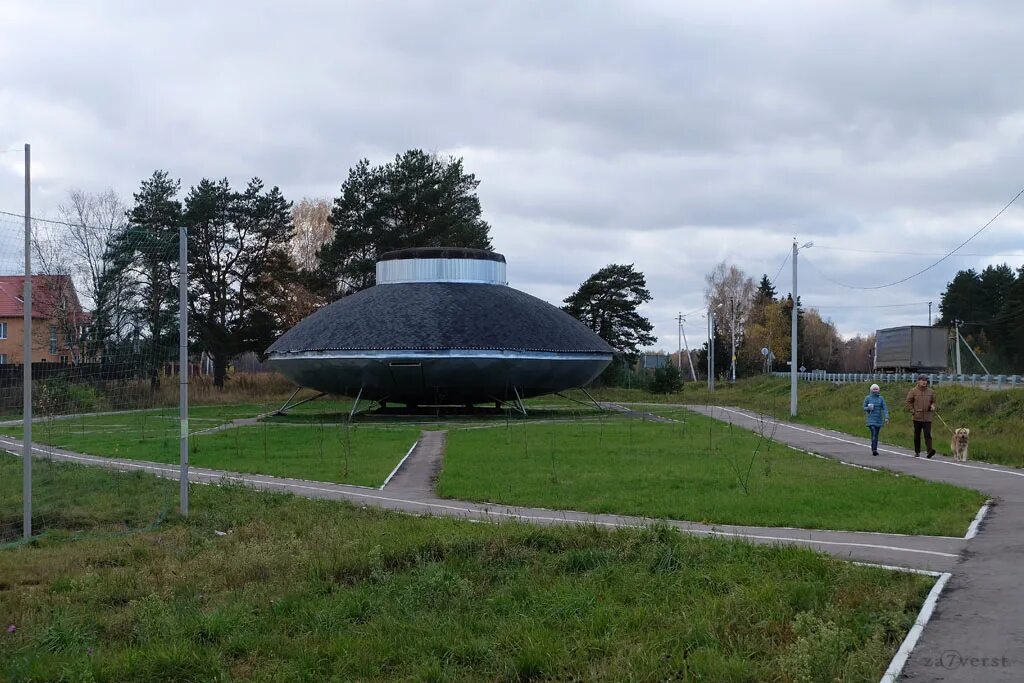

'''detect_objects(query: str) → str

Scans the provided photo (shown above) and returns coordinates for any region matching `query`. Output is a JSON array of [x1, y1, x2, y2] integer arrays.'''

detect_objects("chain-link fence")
[[0, 205, 182, 544], [0, 207, 29, 542], [1, 158, 521, 545]]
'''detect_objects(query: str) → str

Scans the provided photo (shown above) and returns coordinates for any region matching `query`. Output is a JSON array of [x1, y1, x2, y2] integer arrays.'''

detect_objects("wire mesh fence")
[[0, 217, 24, 411], [0, 193, 352, 545], [0, 185, 380, 546], [0, 210, 181, 544]]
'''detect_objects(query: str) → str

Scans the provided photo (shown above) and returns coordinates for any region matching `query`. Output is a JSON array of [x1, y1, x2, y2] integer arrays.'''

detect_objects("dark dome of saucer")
[[266, 283, 613, 355]]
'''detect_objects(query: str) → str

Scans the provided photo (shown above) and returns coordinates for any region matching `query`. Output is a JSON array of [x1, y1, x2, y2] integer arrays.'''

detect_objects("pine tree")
[[105, 170, 182, 389], [185, 177, 295, 387], [319, 150, 492, 295], [562, 264, 655, 363], [650, 362, 683, 394], [756, 274, 777, 302], [992, 267, 1024, 368], [938, 269, 984, 332]]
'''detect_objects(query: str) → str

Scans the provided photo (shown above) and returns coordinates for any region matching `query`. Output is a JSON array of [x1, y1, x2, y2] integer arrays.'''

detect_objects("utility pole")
[[178, 226, 189, 516], [680, 316, 697, 381], [790, 239, 798, 417], [707, 309, 715, 392], [22, 143, 32, 540], [677, 312, 682, 371], [928, 301, 932, 326], [956, 325, 991, 375], [789, 239, 813, 417], [730, 297, 737, 383], [954, 319, 962, 375]]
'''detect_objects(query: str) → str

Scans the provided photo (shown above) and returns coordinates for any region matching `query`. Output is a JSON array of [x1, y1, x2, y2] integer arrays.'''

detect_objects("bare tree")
[[704, 261, 756, 321], [839, 334, 876, 372], [704, 261, 756, 374], [290, 197, 332, 271], [30, 226, 87, 363], [724, 412, 780, 495], [57, 190, 126, 303], [285, 197, 334, 322], [56, 189, 133, 350]]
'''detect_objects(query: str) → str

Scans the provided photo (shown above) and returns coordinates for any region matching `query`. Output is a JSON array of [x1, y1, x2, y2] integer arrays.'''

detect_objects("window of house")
[[0, 354, 7, 364], [60, 355, 69, 364], [49, 326, 58, 354], [0, 322, 7, 339]]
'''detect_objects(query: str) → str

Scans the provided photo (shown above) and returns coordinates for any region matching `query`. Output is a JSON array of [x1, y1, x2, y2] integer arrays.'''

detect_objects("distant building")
[[0, 275, 90, 364], [641, 353, 669, 370]]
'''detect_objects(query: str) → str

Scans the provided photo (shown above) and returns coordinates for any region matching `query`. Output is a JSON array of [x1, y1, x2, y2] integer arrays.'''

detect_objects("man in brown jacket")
[[906, 374, 937, 458]]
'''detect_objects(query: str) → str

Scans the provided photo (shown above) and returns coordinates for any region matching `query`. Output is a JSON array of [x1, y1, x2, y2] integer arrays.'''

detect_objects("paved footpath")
[[686, 405, 1024, 682], [0, 432, 963, 572]]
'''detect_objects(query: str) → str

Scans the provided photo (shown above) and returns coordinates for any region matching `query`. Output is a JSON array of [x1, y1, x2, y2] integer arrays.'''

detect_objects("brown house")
[[0, 275, 90, 365]]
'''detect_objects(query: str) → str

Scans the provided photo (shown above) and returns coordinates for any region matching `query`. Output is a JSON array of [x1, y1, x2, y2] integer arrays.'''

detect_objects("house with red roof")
[[0, 275, 90, 365]]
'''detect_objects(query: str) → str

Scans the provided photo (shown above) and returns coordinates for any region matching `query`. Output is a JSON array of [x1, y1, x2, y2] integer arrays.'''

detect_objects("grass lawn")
[[1, 408, 420, 488], [595, 377, 1024, 468], [0, 404, 267, 456], [188, 424, 419, 486], [0, 455, 932, 682], [0, 456, 178, 544], [438, 411, 985, 536], [266, 403, 598, 426]]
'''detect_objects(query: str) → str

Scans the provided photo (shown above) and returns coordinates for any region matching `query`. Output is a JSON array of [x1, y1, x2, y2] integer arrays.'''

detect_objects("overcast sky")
[[2, 0, 1023, 348]]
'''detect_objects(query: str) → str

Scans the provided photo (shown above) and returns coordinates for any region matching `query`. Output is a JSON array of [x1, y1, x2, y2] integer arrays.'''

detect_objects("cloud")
[[2, 0, 1024, 346]]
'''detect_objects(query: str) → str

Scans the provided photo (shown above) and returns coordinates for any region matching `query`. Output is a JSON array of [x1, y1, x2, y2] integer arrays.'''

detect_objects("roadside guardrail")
[[770, 371, 1022, 389]]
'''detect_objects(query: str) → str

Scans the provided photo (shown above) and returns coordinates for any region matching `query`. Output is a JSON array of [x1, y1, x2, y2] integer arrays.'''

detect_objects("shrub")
[[649, 363, 682, 394]]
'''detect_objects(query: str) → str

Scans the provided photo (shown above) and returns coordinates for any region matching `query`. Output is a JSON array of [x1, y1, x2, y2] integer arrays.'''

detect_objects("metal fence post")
[[179, 225, 189, 516], [22, 143, 31, 539]]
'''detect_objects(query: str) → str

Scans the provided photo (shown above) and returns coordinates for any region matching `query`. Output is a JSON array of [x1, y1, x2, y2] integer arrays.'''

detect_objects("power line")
[[810, 300, 930, 310], [958, 303, 1024, 326], [0, 209, 73, 226], [0, 209, 110, 232], [802, 183, 1024, 290], [676, 305, 706, 319], [813, 245, 1024, 259], [769, 251, 790, 289]]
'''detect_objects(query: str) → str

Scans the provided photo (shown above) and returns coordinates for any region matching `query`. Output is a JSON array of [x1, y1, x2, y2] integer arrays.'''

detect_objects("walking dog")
[[950, 427, 971, 462]]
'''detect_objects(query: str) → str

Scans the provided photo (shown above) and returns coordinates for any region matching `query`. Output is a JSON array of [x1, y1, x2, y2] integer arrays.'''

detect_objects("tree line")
[[41, 148, 672, 391], [559, 257, 881, 387], [40, 146, 905, 392], [938, 263, 1024, 372], [694, 262, 869, 378], [40, 150, 492, 388]]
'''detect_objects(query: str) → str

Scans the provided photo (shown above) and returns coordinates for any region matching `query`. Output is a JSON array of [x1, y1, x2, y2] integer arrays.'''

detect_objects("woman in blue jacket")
[[863, 383, 890, 456]]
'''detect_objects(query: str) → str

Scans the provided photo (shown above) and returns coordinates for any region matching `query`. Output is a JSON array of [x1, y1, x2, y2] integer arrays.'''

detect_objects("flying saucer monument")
[[265, 247, 613, 413]]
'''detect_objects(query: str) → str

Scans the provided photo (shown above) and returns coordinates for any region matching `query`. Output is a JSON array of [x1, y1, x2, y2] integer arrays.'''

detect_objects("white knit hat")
[[870, 384, 880, 392]]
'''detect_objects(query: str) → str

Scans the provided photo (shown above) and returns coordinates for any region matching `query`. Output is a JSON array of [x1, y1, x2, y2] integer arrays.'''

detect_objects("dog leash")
[[933, 411, 955, 435]]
